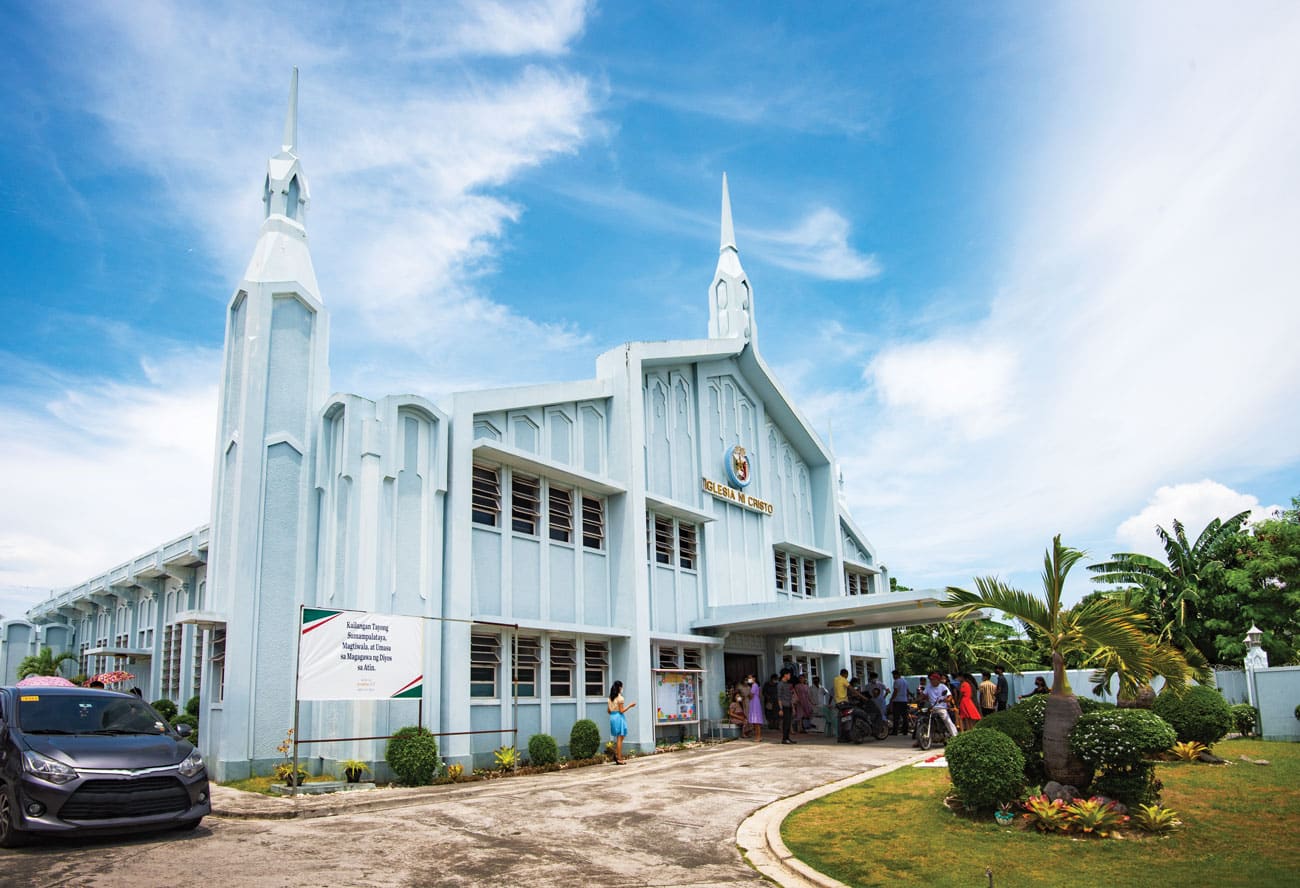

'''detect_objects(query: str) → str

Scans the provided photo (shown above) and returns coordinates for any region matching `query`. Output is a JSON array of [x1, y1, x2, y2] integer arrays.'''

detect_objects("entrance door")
[[724, 653, 760, 693]]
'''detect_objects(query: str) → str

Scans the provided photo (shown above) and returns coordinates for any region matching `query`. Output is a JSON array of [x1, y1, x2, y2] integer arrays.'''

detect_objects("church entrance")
[[724, 653, 761, 693]]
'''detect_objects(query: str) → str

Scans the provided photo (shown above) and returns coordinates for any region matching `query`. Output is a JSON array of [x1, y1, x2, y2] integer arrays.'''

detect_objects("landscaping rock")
[[1197, 749, 1227, 765], [1042, 781, 1079, 803], [1238, 755, 1271, 766]]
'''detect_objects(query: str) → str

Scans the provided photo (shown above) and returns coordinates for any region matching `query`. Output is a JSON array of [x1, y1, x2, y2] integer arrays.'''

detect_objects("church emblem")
[[725, 445, 752, 488]]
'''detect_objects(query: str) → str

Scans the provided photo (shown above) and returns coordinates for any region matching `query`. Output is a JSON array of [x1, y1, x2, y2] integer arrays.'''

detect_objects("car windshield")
[[16, 693, 170, 735]]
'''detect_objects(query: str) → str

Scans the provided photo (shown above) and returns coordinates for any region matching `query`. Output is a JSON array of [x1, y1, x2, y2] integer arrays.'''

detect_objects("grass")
[[782, 739, 1300, 888], [221, 774, 340, 795]]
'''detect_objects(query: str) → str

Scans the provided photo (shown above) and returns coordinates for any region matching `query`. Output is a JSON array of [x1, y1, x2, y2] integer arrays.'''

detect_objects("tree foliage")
[[891, 618, 1040, 676], [17, 646, 78, 679]]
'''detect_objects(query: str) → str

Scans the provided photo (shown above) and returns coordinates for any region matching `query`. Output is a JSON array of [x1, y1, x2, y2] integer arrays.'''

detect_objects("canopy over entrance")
[[691, 589, 967, 638]]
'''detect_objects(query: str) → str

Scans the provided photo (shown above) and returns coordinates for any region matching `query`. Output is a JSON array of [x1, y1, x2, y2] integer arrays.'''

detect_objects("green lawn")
[[782, 739, 1300, 888]]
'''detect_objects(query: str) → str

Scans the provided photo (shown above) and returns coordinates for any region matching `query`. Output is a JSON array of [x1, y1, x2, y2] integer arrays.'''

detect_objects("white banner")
[[297, 608, 424, 701]]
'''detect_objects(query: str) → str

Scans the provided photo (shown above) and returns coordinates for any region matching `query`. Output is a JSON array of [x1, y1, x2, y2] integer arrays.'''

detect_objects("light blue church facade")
[[2, 75, 962, 780]]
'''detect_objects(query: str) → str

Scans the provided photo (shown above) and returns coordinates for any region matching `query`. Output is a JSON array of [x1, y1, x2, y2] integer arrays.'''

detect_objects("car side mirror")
[[175, 723, 193, 738]]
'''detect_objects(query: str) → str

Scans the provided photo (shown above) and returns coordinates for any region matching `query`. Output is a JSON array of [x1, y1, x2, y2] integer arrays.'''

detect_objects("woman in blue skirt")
[[608, 680, 636, 764]]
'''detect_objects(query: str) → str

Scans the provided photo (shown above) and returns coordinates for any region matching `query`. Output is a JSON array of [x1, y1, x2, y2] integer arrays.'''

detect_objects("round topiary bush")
[[945, 727, 1026, 810], [569, 718, 601, 760], [528, 732, 559, 766], [185, 695, 201, 717], [1069, 709, 1176, 771], [974, 709, 1034, 754], [386, 726, 442, 785], [1151, 685, 1234, 746], [1230, 703, 1259, 736], [151, 699, 178, 721]]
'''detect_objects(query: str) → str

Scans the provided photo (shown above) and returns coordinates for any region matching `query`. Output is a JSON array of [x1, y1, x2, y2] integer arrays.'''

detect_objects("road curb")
[[736, 751, 931, 887]]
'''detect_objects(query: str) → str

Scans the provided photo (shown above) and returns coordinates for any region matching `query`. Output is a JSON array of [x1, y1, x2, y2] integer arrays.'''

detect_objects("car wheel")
[[0, 785, 30, 848]]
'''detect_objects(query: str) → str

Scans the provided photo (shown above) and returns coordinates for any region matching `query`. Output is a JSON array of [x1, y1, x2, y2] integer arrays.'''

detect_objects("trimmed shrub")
[[1151, 686, 1234, 746], [1013, 692, 1114, 745], [386, 726, 442, 786], [1092, 763, 1162, 807], [185, 695, 201, 717], [151, 699, 178, 721], [528, 733, 559, 766], [945, 727, 1025, 810], [1230, 703, 1259, 736], [974, 709, 1034, 754], [1069, 709, 1176, 771], [569, 719, 601, 760]]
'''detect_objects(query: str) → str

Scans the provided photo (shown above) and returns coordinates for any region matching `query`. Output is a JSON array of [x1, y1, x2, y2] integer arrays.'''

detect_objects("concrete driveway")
[[0, 733, 926, 887]]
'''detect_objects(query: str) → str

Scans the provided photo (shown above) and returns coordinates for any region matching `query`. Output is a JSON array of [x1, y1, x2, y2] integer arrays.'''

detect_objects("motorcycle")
[[838, 701, 891, 743]]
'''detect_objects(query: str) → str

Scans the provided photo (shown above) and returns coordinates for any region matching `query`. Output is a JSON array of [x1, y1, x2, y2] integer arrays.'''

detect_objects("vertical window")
[[513, 636, 540, 698], [471, 634, 501, 698], [653, 515, 674, 564], [584, 641, 608, 697], [550, 638, 576, 697], [548, 486, 573, 542], [775, 551, 788, 592], [471, 464, 501, 526], [211, 628, 226, 703], [802, 558, 817, 597], [678, 523, 697, 570], [511, 473, 541, 535], [582, 496, 605, 550], [683, 647, 703, 671]]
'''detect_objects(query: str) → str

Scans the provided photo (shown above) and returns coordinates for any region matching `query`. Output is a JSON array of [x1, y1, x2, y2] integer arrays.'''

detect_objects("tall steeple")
[[207, 68, 330, 779], [246, 67, 319, 298], [707, 173, 755, 344]]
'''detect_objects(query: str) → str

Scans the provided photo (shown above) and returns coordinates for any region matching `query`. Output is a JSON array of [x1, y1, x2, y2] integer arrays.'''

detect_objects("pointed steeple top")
[[720, 172, 737, 254], [281, 67, 299, 154], [707, 174, 755, 344]]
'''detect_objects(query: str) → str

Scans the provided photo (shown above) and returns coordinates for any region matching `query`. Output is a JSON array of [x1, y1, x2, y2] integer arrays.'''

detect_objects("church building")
[[2, 73, 962, 780]]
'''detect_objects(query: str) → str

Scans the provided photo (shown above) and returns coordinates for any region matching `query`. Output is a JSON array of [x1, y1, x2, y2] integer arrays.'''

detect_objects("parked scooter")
[[837, 701, 891, 743]]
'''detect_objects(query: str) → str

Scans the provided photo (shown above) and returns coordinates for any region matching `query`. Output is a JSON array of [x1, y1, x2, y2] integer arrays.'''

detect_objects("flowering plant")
[[1131, 803, 1181, 834], [1022, 794, 1071, 832], [273, 728, 309, 785], [1065, 797, 1127, 836], [1171, 740, 1207, 762]]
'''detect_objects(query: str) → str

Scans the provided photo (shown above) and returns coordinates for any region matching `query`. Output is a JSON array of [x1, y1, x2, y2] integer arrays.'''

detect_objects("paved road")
[[0, 734, 922, 887]]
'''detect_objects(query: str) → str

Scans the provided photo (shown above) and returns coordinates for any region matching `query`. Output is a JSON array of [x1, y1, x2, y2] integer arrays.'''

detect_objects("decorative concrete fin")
[[720, 172, 737, 254], [282, 67, 298, 154]]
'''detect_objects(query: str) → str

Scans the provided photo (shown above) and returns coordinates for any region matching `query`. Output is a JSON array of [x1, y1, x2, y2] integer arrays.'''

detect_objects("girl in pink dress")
[[745, 675, 764, 742]]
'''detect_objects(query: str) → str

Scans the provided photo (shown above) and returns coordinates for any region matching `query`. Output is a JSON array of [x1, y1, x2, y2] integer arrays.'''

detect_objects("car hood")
[[23, 734, 193, 770]]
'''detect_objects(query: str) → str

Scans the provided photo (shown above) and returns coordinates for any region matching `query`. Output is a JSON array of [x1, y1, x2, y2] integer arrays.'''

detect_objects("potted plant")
[[340, 759, 369, 783], [994, 802, 1016, 826], [275, 763, 310, 786]]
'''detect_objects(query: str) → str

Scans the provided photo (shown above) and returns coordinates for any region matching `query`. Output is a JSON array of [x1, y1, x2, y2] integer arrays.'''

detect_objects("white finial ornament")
[[282, 66, 299, 153]]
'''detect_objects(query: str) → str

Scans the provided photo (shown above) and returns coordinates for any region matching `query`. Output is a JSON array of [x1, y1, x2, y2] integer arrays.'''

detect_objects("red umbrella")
[[87, 671, 136, 687], [16, 675, 77, 688]]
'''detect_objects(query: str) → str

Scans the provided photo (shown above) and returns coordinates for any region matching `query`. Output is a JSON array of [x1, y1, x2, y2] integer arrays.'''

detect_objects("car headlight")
[[178, 748, 206, 778], [22, 749, 79, 785]]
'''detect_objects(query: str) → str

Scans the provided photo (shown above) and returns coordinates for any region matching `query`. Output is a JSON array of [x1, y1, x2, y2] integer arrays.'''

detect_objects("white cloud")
[[0, 350, 218, 594], [752, 207, 882, 281], [1114, 481, 1281, 558], [867, 339, 1018, 439], [807, 2, 1300, 592]]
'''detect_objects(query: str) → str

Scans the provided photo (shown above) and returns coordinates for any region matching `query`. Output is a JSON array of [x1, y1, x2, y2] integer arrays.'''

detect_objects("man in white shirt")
[[890, 669, 910, 735], [914, 670, 957, 746]]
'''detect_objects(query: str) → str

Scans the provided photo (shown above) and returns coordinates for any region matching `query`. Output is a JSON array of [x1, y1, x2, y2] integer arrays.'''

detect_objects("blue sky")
[[2, 1, 1299, 618]]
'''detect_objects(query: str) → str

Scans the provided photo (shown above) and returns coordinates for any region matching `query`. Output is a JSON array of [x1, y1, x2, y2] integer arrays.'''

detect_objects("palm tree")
[[1089, 511, 1249, 664], [18, 646, 79, 679], [944, 535, 1157, 787]]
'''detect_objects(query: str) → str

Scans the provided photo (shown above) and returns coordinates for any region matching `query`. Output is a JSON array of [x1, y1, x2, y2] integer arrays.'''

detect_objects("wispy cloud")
[[1113, 481, 1281, 559], [750, 208, 882, 281]]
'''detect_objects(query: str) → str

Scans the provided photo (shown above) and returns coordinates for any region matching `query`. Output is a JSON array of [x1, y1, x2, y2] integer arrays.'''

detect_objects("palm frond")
[[944, 578, 1052, 637]]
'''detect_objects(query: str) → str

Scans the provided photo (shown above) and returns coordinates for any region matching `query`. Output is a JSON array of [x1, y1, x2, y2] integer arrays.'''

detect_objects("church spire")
[[282, 66, 298, 153], [707, 173, 755, 344], [262, 67, 310, 227]]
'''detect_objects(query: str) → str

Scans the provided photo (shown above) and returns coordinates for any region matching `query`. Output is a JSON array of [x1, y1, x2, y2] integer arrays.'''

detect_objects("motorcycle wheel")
[[851, 719, 869, 744], [874, 718, 891, 741], [918, 716, 933, 750]]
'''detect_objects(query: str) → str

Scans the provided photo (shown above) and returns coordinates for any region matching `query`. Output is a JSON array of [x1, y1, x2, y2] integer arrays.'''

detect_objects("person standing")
[[810, 676, 830, 734], [762, 674, 780, 728], [957, 673, 982, 732], [867, 671, 889, 723], [994, 666, 1009, 712], [777, 671, 796, 744], [793, 674, 814, 733], [745, 674, 764, 742], [890, 669, 910, 735], [607, 680, 636, 764], [978, 671, 998, 717]]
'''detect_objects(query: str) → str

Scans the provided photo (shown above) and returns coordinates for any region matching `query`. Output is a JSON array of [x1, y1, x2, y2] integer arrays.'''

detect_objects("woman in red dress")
[[957, 673, 983, 732]]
